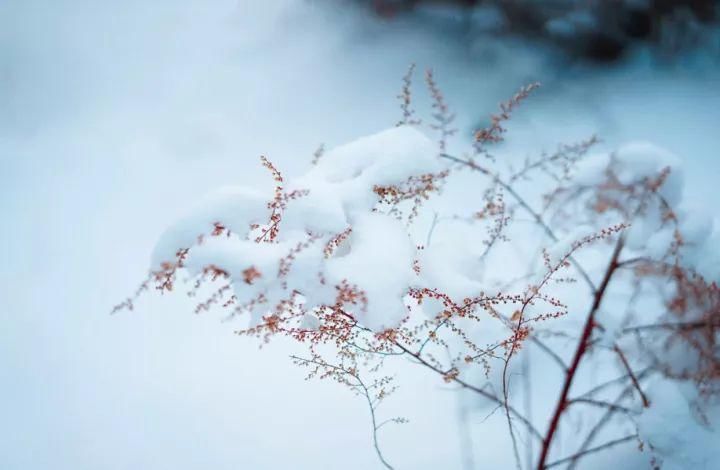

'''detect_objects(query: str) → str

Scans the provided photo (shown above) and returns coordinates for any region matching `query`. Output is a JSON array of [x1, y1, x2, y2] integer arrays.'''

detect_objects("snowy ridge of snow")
[[153, 126, 720, 340], [152, 125, 440, 331]]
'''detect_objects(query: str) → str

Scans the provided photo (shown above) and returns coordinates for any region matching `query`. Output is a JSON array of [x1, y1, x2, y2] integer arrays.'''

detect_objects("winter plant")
[[116, 65, 720, 469]]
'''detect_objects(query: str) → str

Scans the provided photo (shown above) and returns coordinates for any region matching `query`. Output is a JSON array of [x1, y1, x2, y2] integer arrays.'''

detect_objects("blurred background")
[[366, 0, 720, 62], [1, 1, 718, 468]]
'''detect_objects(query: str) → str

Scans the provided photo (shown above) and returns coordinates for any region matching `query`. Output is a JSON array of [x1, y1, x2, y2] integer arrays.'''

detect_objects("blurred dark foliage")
[[361, 0, 719, 62]]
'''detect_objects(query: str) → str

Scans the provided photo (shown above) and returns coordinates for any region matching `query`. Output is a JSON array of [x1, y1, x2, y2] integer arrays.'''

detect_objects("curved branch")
[[290, 355, 395, 469]]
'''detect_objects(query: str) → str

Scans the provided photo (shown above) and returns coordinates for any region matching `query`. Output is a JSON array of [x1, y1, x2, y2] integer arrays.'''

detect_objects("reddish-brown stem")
[[536, 237, 625, 469], [613, 345, 650, 408]]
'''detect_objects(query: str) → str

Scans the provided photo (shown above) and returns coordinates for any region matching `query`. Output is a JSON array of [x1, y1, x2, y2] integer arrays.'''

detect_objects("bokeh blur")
[[1, 1, 718, 468]]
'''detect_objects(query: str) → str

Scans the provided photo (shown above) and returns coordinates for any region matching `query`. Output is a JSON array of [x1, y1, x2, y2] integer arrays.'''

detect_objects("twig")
[[290, 356, 395, 469], [545, 435, 637, 469], [566, 369, 653, 470], [575, 367, 651, 400], [439, 153, 597, 293], [392, 341, 544, 442], [613, 345, 650, 408], [567, 397, 639, 415]]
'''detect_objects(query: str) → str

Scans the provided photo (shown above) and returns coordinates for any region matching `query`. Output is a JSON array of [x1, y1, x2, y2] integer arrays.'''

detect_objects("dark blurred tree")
[[362, 0, 719, 62]]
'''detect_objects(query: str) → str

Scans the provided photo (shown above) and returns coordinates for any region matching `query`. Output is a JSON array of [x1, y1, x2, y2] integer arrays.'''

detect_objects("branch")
[[622, 320, 720, 334], [536, 236, 625, 469], [566, 369, 653, 470], [567, 397, 639, 415], [392, 340, 544, 442], [613, 345, 650, 408], [574, 367, 652, 400], [290, 355, 396, 469], [545, 435, 637, 469], [440, 153, 597, 293]]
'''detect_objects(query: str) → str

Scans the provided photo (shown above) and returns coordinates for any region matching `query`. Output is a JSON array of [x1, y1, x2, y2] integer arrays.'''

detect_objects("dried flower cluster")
[[117, 67, 719, 469]]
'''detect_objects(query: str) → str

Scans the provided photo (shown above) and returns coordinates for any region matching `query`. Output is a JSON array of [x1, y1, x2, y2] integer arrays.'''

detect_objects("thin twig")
[[545, 435, 637, 469], [392, 340, 544, 442], [575, 367, 651, 400], [567, 369, 653, 470], [290, 356, 395, 469], [613, 345, 650, 408], [439, 153, 597, 293], [567, 397, 639, 415]]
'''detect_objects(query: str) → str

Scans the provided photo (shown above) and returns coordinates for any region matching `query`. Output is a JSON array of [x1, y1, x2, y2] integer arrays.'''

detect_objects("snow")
[[416, 239, 485, 305], [152, 126, 437, 331], [151, 186, 270, 268], [290, 125, 441, 224], [3, 1, 720, 469], [326, 212, 416, 331], [614, 141, 684, 205], [638, 381, 720, 469], [146, 109, 720, 468], [573, 152, 611, 186]]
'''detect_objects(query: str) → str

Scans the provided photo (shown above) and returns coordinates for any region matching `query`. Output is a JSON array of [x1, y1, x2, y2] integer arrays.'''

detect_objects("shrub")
[[116, 66, 719, 469]]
